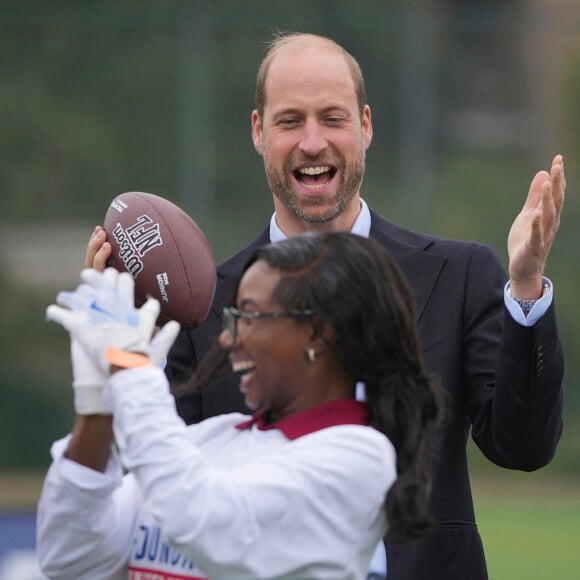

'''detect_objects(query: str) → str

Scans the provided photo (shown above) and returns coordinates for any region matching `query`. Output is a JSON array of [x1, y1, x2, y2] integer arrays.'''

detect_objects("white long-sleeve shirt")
[[37, 366, 396, 580]]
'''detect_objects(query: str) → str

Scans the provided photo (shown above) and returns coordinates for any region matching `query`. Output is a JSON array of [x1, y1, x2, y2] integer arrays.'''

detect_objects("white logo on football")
[[112, 215, 163, 277], [111, 199, 128, 213], [156, 272, 170, 302]]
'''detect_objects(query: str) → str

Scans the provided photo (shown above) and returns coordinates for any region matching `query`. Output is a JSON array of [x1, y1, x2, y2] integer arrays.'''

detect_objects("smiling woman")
[[37, 232, 442, 580]]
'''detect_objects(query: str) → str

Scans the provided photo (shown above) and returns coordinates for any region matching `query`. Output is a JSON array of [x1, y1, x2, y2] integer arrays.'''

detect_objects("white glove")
[[46, 268, 180, 414], [69, 338, 111, 415]]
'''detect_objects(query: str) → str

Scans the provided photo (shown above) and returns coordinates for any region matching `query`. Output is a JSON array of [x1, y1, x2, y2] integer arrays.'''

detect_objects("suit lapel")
[[212, 228, 271, 312], [214, 217, 446, 325], [369, 213, 446, 324]]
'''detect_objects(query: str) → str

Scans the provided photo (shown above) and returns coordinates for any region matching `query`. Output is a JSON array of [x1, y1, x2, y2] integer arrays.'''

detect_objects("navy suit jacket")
[[167, 210, 564, 579]]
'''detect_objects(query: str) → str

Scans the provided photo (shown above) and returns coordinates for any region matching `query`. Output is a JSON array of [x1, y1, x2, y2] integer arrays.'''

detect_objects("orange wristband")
[[106, 347, 152, 369]]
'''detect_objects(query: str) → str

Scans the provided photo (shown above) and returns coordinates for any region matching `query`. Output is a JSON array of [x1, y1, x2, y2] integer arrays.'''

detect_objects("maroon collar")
[[235, 399, 370, 440]]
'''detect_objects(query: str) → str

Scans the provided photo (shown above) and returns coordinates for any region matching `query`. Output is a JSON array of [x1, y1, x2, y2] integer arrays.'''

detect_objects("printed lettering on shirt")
[[129, 522, 207, 580]]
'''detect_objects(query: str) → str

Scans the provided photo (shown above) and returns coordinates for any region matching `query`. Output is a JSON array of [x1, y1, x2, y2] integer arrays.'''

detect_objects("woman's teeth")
[[232, 360, 255, 372]]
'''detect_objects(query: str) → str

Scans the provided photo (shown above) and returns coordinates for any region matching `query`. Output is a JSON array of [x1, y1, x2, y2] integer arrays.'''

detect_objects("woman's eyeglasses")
[[222, 306, 314, 344]]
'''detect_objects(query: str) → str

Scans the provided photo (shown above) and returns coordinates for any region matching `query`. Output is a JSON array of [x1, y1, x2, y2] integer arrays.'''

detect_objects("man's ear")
[[362, 104, 373, 150], [251, 110, 264, 155]]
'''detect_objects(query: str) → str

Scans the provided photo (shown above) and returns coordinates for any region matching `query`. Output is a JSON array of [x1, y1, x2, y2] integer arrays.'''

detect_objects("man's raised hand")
[[507, 154, 565, 299]]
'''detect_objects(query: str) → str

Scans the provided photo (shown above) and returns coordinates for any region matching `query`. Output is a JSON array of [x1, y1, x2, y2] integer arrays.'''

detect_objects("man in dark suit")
[[88, 32, 565, 580]]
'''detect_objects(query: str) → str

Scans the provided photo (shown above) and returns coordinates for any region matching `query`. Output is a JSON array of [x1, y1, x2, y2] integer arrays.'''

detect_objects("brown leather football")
[[103, 191, 216, 328]]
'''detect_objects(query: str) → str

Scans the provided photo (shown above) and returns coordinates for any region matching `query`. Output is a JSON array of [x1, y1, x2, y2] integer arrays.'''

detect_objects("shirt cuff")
[[504, 277, 553, 327]]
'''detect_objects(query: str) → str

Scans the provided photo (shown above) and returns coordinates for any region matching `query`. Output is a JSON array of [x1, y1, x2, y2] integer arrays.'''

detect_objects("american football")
[[103, 191, 216, 328]]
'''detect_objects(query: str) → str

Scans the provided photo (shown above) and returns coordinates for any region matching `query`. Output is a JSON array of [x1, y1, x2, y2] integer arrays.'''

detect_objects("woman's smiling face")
[[219, 260, 315, 416]]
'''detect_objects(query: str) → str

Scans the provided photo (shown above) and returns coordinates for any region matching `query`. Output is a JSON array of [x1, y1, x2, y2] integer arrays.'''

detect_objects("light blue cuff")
[[504, 277, 553, 327]]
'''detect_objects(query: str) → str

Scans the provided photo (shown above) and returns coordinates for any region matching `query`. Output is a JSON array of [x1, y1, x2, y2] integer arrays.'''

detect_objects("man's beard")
[[263, 148, 366, 224]]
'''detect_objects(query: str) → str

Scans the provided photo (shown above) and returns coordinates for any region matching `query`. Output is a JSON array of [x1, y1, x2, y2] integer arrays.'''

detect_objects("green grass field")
[[473, 477, 580, 579]]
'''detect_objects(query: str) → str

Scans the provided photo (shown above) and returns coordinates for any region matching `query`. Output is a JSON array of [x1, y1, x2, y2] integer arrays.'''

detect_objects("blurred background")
[[1, 0, 579, 578]]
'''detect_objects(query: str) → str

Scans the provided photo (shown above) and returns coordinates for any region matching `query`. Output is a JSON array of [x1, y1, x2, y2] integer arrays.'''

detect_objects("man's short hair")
[[255, 32, 367, 119]]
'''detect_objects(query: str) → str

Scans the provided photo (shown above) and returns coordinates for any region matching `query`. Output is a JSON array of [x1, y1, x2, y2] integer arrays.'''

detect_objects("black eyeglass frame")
[[222, 306, 315, 344]]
